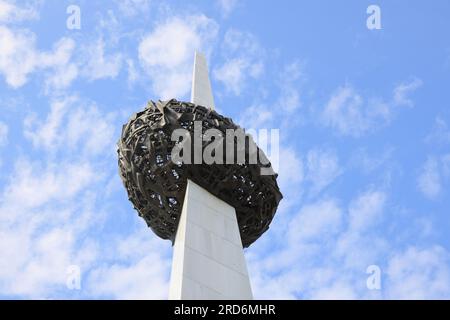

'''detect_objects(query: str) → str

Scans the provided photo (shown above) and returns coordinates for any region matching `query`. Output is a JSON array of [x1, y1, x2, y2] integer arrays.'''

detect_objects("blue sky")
[[0, 0, 450, 299]]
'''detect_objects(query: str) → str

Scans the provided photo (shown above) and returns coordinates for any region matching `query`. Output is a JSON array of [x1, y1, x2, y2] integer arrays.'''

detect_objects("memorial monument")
[[117, 52, 282, 299]]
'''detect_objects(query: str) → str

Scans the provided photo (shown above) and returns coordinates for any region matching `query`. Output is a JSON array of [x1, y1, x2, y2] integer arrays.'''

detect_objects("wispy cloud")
[[80, 38, 122, 81], [249, 188, 388, 299], [0, 0, 39, 23], [24, 95, 116, 157], [214, 29, 264, 96], [216, 0, 239, 18], [139, 15, 218, 99], [417, 155, 450, 199], [349, 147, 395, 175], [321, 78, 422, 137], [321, 85, 389, 137], [392, 78, 423, 108], [0, 25, 76, 88], [290, 199, 343, 242], [418, 157, 442, 199], [0, 91, 171, 298], [114, 0, 152, 17], [249, 187, 449, 299], [425, 117, 450, 146], [276, 61, 304, 112], [305, 148, 342, 196], [86, 229, 170, 299], [0, 157, 99, 297], [386, 246, 450, 299], [0, 121, 7, 146]]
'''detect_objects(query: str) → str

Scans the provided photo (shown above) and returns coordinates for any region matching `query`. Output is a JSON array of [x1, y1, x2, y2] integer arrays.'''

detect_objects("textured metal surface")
[[117, 99, 282, 248]]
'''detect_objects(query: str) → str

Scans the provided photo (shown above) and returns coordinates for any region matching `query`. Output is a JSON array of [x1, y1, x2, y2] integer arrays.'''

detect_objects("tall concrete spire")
[[168, 180, 253, 299], [190, 51, 215, 109], [168, 52, 253, 300]]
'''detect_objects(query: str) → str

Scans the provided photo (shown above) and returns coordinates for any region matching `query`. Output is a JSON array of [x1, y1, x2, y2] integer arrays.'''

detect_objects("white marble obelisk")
[[190, 52, 215, 109], [168, 52, 253, 300]]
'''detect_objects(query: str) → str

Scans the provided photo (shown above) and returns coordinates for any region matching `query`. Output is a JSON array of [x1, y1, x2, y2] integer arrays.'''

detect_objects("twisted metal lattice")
[[117, 99, 282, 248]]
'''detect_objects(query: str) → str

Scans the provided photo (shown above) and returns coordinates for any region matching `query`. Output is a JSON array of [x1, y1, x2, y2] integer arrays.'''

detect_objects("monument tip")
[[191, 51, 215, 110]]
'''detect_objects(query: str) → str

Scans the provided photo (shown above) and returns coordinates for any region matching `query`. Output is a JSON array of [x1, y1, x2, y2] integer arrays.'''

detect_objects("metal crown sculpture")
[[117, 99, 282, 248]]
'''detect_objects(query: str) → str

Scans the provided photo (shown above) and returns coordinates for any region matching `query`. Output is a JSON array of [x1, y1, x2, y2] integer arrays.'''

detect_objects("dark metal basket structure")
[[118, 99, 282, 248]]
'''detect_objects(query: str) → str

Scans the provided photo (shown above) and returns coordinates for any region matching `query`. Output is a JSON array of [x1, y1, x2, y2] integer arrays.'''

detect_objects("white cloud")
[[393, 78, 423, 107], [0, 226, 95, 297], [386, 246, 450, 299], [24, 97, 71, 150], [0, 26, 38, 88], [350, 147, 394, 174], [0, 2, 126, 91], [214, 29, 264, 96], [348, 190, 386, 232], [0, 0, 39, 23], [138, 15, 218, 99], [87, 256, 169, 299], [322, 85, 389, 137], [417, 155, 450, 199], [80, 39, 122, 81], [313, 281, 358, 300], [262, 146, 303, 217], [278, 87, 300, 112], [250, 182, 450, 299], [0, 151, 170, 298], [334, 190, 387, 270], [425, 117, 450, 145], [236, 61, 303, 133], [0, 25, 77, 89], [289, 199, 343, 242], [322, 85, 363, 135], [276, 62, 304, 112], [217, 0, 239, 17], [322, 79, 422, 137], [418, 157, 442, 199], [238, 104, 274, 129], [86, 230, 170, 299], [0, 91, 172, 298], [0, 158, 99, 297], [43, 38, 78, 91], [0, 30, 178, 295], [278, 147, 304, 190], [214, 58, 248, 95], [115, 0, 152, 17], [0, 121, 8, 146], [250, 188, 388, 299], [305, 148, 342, 195], [24, 96, 116, 156], [442, 154, 450, 178], [1, 159, 97, 211], [126, 58, 138, 85]]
